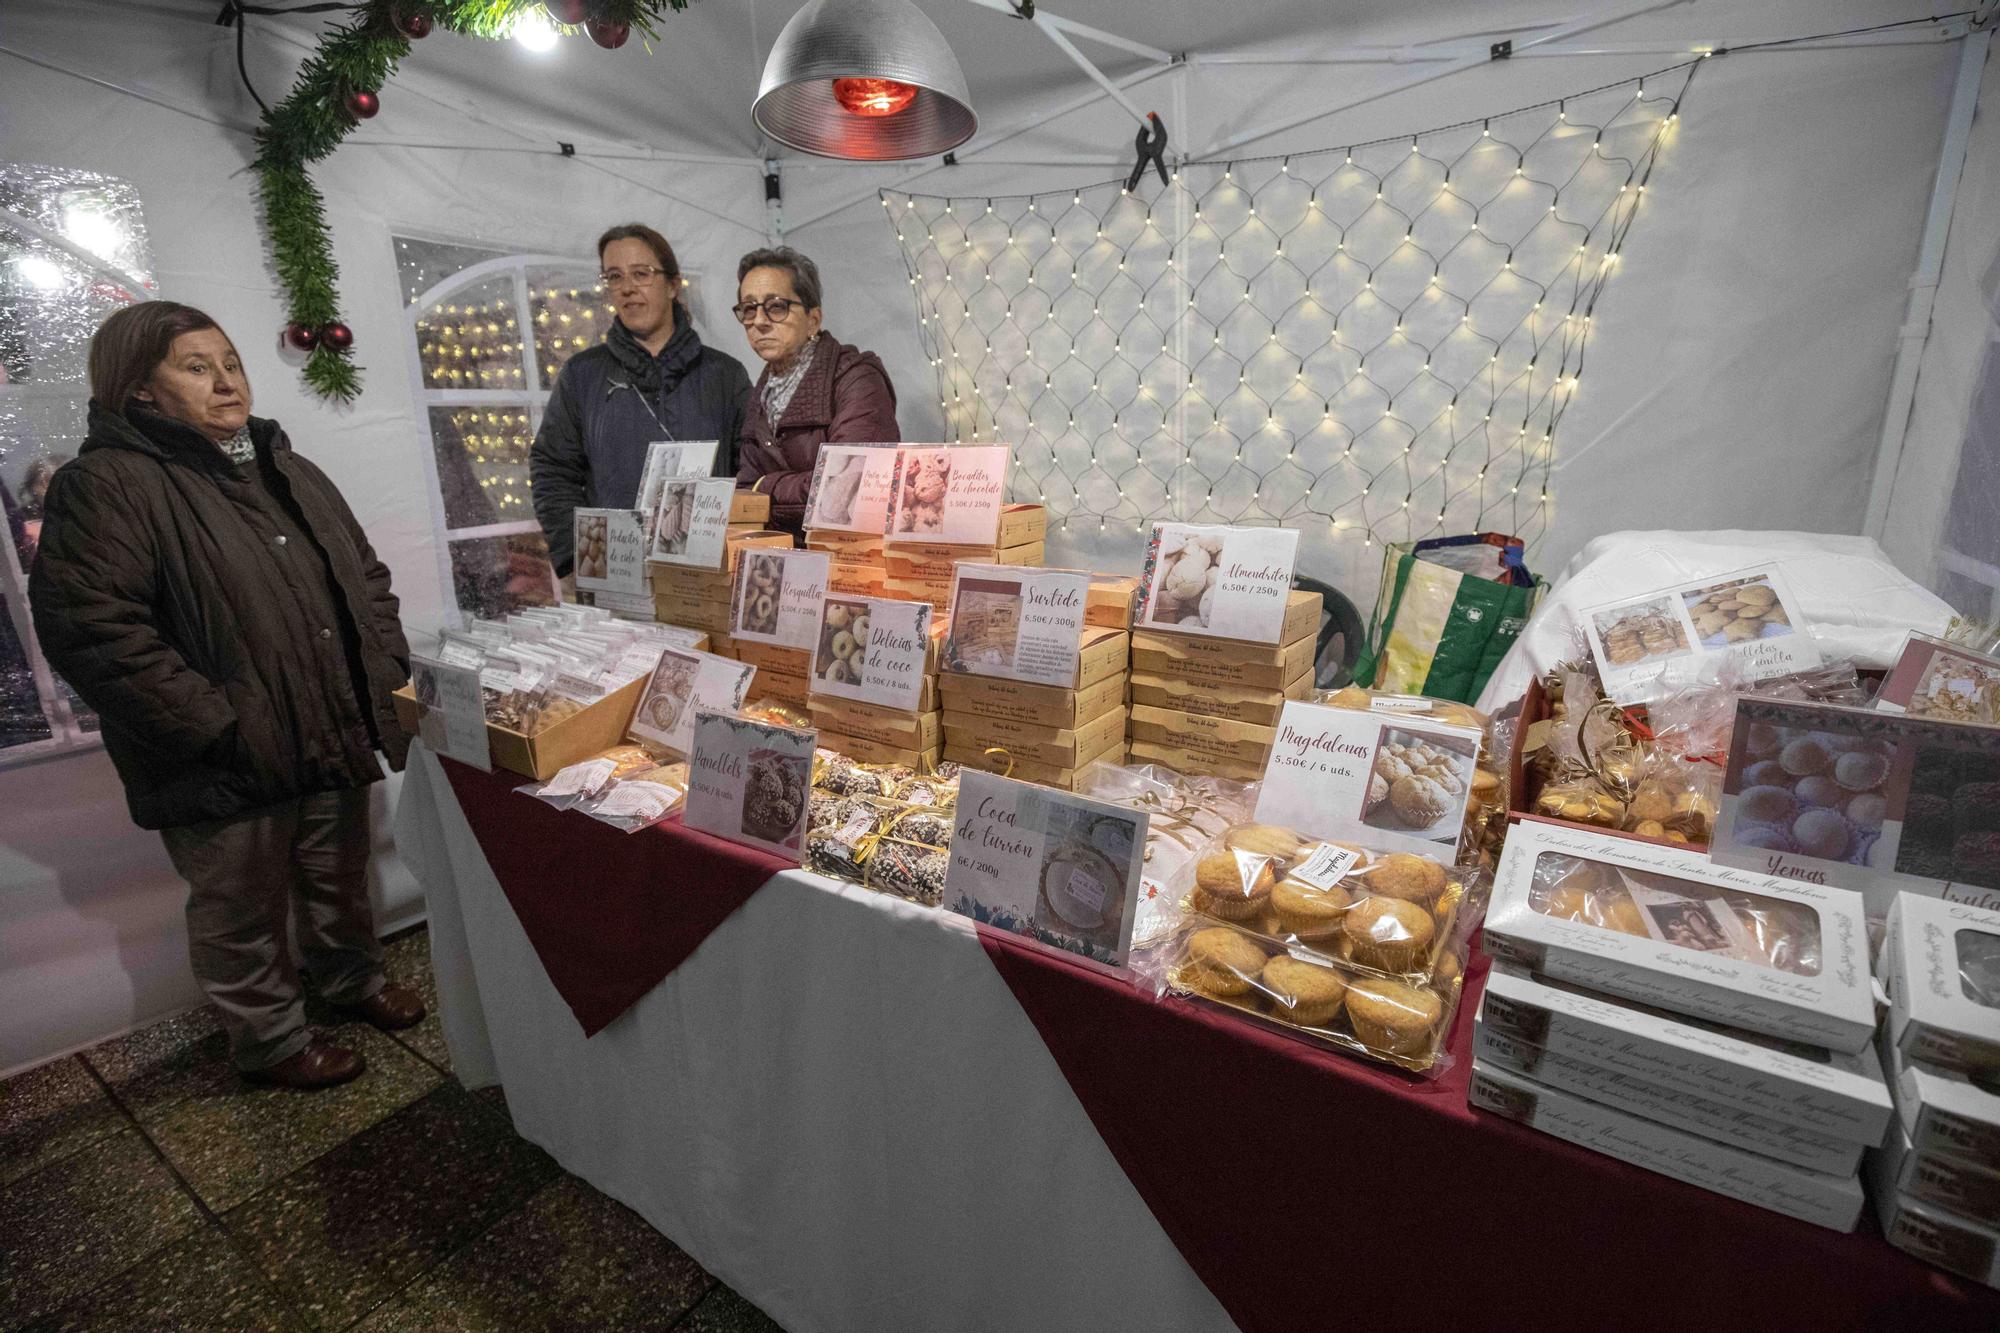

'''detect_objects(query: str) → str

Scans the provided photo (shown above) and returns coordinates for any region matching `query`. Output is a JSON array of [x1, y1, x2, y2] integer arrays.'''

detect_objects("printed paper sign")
[[886, 445, 1010, 545], [1254, 700, 1484, 858], [942, 564, 1090, 687], [626, 646, 756, 757], [803, 443, 898, 533], [572, 508, 648, 595], [1877, 633, 2000, 726], [1579, 564, 1822, 705], [945, 770, 1148, 968], [409, 656, 489, 772], [649, 477, 735, 567], [731, 549, 831, 650], [1711, 696, 2000, 914], [1135, 523, 1302, 642], [590, 588, 656, 622], [636, 440, 719, 543], [809, 595, 933, 711], [683, 709, 817, 860]]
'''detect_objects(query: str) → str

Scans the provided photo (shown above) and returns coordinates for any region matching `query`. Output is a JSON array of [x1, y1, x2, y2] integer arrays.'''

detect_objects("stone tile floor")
[[0, 927, 786, 1332]]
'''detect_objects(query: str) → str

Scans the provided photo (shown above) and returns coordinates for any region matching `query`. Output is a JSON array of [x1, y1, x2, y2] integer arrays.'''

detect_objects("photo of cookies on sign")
[[575, 514, 609, 580], [1730, 720, 1892, 869], [815, 598, 871, 685], [1893, 743, 2000, 890], [816, 453, 866, 527], [652, 482, 694, 559], [1590, 597, 1689, 666], [741, 748, 809, 849], [1910, 653, 2000, 725], [1682, 575, 1793, 648], [894, 449, 951, 535], [1362, 726, 1478, 843], [739, 552, 786, 635], [1147, 529, 1225, 628]]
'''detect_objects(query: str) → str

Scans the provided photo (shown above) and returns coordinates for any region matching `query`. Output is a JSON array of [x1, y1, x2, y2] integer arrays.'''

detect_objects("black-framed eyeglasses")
[[599, 265, 671, 288], [732, 297, 806, 324]]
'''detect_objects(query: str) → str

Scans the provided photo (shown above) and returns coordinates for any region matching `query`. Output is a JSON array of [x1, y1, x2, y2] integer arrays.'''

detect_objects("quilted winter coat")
[[29, 403, 410, 830], [735, 332, 899, 535]]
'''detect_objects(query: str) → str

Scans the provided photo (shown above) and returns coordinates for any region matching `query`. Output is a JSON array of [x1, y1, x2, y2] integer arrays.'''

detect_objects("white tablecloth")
[[395, 746, 1235, 1333]]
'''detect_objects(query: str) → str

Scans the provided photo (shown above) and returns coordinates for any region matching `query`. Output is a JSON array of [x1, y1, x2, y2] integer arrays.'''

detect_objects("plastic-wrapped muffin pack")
[[1161, 820, 1484, 1073]]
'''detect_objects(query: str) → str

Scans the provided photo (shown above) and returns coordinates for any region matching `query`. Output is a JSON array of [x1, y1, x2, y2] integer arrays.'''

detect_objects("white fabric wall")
[[0, 2, 765, 1073]]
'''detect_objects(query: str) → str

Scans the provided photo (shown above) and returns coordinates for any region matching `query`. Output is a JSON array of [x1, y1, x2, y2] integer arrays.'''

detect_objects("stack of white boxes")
[[1873, 894, 2000, 1286], [1471, 823, 1889, 1232]]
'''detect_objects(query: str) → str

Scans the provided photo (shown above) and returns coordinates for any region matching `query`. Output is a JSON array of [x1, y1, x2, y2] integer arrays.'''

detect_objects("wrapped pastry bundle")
[[806, 793, 899, 880], [864, 807, 954, 906], [1528, 660, 1720, 846], [804, 748, 961, 899]]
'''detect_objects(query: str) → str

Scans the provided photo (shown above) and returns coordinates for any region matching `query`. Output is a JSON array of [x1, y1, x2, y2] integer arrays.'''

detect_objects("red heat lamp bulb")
[[832, 77, 919, 117]]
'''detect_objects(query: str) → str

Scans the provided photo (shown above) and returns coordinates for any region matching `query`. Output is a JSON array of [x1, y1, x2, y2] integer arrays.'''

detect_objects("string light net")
[[887, 62, 1698, 602]]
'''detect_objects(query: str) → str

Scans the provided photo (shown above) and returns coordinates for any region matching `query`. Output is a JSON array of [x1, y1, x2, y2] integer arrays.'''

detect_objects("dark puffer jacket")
[[531, 311, 750, 576], [29, 404, 410, 831], [736, 332, 899, 535]]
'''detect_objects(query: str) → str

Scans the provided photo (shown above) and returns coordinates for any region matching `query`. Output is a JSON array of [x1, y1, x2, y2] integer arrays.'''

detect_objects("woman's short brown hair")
[[737, 247, 823, 312], [88, 301, 235, 417], [596, 223, 680, 280]]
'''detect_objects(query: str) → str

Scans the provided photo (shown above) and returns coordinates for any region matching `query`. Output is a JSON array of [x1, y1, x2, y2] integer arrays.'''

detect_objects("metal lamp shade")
[[754, 0, 977, 160]]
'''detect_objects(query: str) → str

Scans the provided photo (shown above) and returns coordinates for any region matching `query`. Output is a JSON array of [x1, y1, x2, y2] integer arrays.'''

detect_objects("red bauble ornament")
[[545, 0, 589, 23], [320, 322, 354, 351], [586, 18, 629, 48], [394, 11, 432, 39], [284, 323, 320, 352], [344, 90, 380, 120], [833, 78, 918, 117]]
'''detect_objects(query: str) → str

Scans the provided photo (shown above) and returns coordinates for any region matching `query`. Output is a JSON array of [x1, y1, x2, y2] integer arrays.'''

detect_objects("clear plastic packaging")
[[1315, 685, 1507, 867], [1079, 761, 1258, 948]]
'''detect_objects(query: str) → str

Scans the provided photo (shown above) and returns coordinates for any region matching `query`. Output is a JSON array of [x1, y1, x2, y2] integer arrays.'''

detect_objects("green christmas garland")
[[252, 1, 690, 401]]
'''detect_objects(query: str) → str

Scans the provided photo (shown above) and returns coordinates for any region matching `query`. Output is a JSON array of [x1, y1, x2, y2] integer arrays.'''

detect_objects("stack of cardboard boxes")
[[807, 529, 889, 600], [1125, 589, 1323, 780], [647, 491, 782, 656], [884, 505, 1048, 610], [1873, 894, 2000, 1286], [942, 626, 1130, 791], [806, 622, 948, 768]]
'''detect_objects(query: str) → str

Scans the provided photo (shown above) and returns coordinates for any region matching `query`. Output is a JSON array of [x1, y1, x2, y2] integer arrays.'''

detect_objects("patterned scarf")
[[761, 332, 820, 425], [220, 425, 256, 466]]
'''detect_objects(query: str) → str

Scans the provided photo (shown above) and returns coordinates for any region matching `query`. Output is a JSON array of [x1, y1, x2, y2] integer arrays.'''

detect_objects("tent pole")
[[1864, 24, 1992, 540], [1194, 0, 1691, 160], [959, 0, 1175, 65], [1035, 18, 1153, 126]]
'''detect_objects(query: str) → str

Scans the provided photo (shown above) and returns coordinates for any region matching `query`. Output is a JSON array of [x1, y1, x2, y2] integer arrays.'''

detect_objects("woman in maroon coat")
[[733, 247, 899, 535]]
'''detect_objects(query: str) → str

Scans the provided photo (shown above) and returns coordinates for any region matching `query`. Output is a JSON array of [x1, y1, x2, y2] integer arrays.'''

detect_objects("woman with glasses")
[[733, 247, 899, 536], [531, 223, 750, 584]]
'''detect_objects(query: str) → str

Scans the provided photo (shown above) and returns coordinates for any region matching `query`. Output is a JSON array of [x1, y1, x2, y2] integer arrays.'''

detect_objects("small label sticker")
[[541, 757, 616, 799], [1370, 695, 1434, 713], [835, 812, 876, 848], [1064, 865, 1108, 915], [1289, 842, 1361, 890]]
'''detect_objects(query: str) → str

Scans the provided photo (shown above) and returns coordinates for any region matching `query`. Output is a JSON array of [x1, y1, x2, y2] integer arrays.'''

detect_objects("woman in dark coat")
[[29, 301, 423, 1090], [733, 247, 899, 535]]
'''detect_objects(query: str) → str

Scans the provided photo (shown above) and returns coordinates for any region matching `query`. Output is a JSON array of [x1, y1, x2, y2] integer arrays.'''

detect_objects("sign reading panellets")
[[731, 548, 830, 650], [409, 656, 489, 771], [626, 646, 756, 757], [572, 508, 648, 596], [1579, 564, 1822, 705], [649, 477, 735, 567], [1136, 523, 1302, 643], [809, 595, 933, 711], [942, 564, 1091, 687], [945, 770, 1148, 968], [803, 443, 899, 534], [886, 445, 1010, 545], [683, 708, 817, 861], [1255, 700, 1484, 859]]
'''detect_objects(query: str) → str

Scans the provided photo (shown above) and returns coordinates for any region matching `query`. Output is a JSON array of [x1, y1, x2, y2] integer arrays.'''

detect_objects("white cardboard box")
[[1872, 1186, 2000, 1288], [1479, 964, 1891, 1147], [1468, 1059, 1866, 1233], [1888, 1041, 2000, 1167], [1881, 892, 2000, 1078], [1474, 995, 1866, 1173], [1484, 822, 1876, 1053], [1875, 1120, 2000, 1230]]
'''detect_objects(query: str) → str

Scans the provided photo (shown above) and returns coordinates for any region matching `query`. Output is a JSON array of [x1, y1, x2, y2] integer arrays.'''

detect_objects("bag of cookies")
[[863, 806, 955, 906]]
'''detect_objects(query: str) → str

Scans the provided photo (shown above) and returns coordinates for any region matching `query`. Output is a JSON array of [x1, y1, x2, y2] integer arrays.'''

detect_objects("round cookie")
[[1260, 954, 1348, 1026], [1344, 978, 1444, 1056], [1193, 850, 1275, 920], [1834, 751, 1889, 792], [1794, 775, 1844, 809], [1271, 878, 1354, 941], [1181, 927, 1268, 997], [1362, 852, 1449, 905], [1792, 807, 1852, 861], [1780, 737, 1833, 778], [1342, 896, 1436, 973]]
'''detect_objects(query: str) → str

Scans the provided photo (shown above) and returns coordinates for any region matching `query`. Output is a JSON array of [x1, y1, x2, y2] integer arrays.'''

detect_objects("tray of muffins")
[[1160, 820, 1487, 1075]]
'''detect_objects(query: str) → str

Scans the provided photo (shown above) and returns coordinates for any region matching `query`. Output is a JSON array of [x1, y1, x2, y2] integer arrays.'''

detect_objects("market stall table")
[[396, 745, 2000, 1333]]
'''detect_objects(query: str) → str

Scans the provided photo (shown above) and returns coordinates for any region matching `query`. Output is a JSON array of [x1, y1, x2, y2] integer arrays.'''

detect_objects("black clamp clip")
[[1126, 111, 1169, 192]]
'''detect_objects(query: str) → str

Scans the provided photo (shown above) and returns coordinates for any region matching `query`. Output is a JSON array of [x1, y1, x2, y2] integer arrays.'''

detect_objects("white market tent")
[[2, 0, 1996, 1072]]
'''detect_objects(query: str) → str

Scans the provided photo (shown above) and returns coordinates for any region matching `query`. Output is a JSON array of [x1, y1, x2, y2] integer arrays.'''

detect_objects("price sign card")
[[572, 508, 648, 595], [886, 445, 1010, 545], [1711, 695, 2000, 914], [684, 709, 816, 861], [946, 770, 1148, 968], [731, 548, 830, 650], [942, 564, 1090, 687], [627, 646, 756, 757], [1254, 700, 1484, 858], [1579, 564, 1822, 705], [1136, 523, 1302, 643], [636, 440, 719, 544], [649, 478, 735, 567], [409, 656, 489, 771], [1877, 633, 2000, 725], [809, 595, 933, 711], [803, 443, 898, 534]]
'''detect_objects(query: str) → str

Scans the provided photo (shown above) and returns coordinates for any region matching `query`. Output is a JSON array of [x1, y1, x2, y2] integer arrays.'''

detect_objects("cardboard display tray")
[[392, 674, 645, 781]]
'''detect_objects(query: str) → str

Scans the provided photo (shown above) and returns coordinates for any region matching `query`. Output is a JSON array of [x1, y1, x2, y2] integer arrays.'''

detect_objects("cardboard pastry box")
[[944, 741, 1127, 792], [1130, 629, 1315, 691], [940, 670, 1125, 729], [944, 705, 1126, 769], [810, 699, 942, 751], [1126, 704, 1278, 770], [1127, 670, 1311, 727]]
